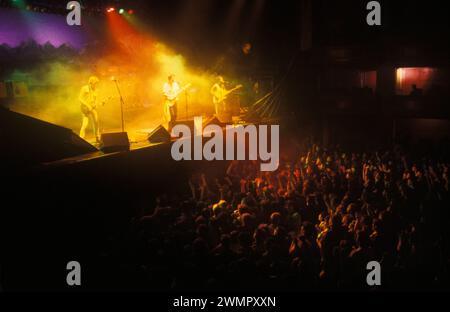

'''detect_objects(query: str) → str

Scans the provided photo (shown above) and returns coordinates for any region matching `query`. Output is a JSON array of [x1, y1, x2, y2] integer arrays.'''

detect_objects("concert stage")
[[2, 0, 450, 296], [36, 110, 278, 170]]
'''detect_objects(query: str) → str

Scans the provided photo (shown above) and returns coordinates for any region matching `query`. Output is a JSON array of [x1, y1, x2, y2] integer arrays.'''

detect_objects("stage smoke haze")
[[7, 12, 220, 141]]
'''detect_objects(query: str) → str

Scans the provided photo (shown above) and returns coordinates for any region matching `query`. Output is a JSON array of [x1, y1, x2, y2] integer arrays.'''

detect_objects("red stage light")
[[107, 7, 115, 13], [128, 9, 134, 15]]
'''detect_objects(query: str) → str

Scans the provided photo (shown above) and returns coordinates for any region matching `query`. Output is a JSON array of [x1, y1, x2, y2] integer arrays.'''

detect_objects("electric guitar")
[[165, 83, 192, 107], [80, 96, 112, 115], [212, 84, 243, 104]]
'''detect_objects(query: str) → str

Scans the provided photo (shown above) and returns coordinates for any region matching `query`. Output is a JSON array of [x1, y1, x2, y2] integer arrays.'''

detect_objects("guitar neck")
[[168, 85, 190, 100], [226, 86, 241, 96]]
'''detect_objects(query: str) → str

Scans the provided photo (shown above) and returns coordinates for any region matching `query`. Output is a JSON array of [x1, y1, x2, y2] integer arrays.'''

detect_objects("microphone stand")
[[113, 79, 125, 132]]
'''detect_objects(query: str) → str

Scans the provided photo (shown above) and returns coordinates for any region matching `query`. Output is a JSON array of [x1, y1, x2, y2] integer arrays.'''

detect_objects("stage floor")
[[83, 128, 158, 150], [46, 117, 260, 168]]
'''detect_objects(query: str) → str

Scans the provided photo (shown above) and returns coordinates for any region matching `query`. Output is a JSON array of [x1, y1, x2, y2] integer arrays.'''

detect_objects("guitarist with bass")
[[163, 74, 191, 132], [210, 76, 242, 118], [79, 76, 103, 142]]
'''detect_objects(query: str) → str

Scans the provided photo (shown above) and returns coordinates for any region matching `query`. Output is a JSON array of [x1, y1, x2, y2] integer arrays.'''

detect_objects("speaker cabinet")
[[203, 116, 224, 128], [172, 120, 195, 132], [147, 125, 171, 144], [217, 112, 233, 123], [100, 132, 130, 153]]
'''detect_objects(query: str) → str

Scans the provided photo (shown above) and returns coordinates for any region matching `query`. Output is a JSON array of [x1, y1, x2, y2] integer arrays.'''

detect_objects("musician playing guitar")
[[210, 76, 242, 117], [79, 76, 102, 142], [163, 74, 191, 132]]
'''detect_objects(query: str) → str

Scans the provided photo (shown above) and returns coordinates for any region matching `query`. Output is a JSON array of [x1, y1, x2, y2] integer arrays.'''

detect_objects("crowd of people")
[[115, 143, 450, 291]]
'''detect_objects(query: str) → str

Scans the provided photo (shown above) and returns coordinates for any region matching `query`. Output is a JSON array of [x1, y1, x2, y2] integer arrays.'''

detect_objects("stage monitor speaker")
[[203, 116, 224, 128], [173, 119, 195, 132], [100, 132, 130, 153], [148, 125, 171, 144], [217, 112, 233, 123]]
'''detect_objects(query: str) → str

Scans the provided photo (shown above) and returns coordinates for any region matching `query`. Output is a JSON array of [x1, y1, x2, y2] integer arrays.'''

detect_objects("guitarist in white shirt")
[[163, 75, 192, 132], [163, 75, 180, 131]]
